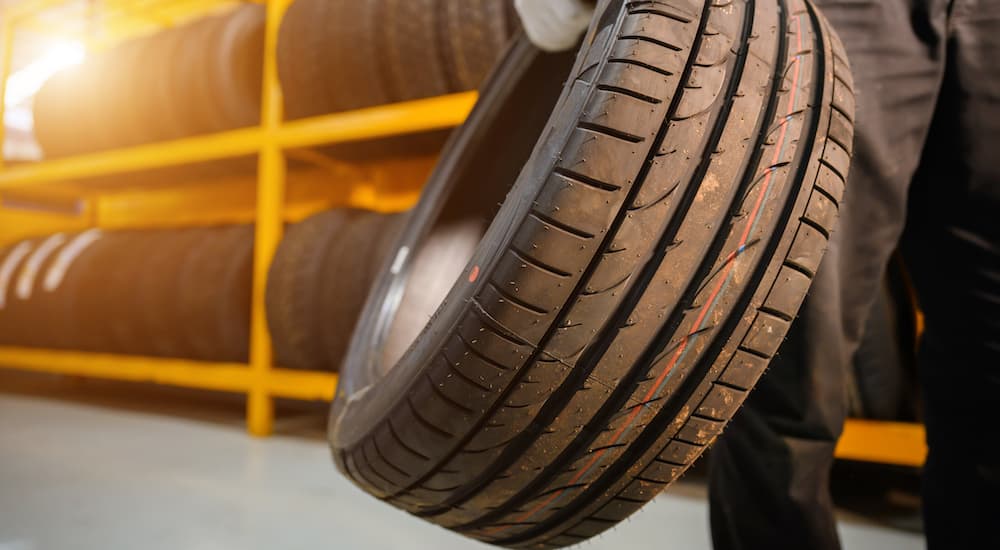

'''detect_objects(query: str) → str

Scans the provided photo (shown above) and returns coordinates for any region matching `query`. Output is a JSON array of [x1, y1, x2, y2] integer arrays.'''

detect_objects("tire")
[[440, 0, 513, 91], [378, 0, 451, 102], [278, 0, 513, 117], [32, 72, 67, 157], [185, 16, 234, 135], [321, 210, 405, 371], [135, 228, 206, 358], [117, 35, 165, 146], [94, 42, 143, 149], [267, 209, 354, 370], [278, 0, 331, 119], [329, 1, 855, 547], [176, 225, 254, 362], [37, 229, 105, 351], [97, 231, 161, 355], [64, 232, 130, 352], [213, 5, 265, 129], [326, 0, 393, 111], [150, 29, 195, 141], [0, 234, 74, 349], [33, 63, 96, 158], [0, 238, 40, 346]]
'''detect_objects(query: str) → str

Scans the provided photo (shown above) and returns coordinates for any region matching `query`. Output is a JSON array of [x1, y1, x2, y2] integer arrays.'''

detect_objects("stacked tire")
[[0, 226, 253, 361], [278, 0, 516, 119], [33, 5, 265, 158], [0, 211, 404, 368], [33, 1, 514, 159], [266, 209, 403, 371]]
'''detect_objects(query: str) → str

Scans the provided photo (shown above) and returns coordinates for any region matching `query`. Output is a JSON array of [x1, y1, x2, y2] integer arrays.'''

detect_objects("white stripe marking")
[[0, 242, 33, 309], [43, 229, 103, 293], [16, 233, 67, 301]]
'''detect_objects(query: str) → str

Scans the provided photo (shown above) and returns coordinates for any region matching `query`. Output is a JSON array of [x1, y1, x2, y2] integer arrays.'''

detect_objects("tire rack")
[[0, 0, 927, 467], [0, 0, 475, 436]]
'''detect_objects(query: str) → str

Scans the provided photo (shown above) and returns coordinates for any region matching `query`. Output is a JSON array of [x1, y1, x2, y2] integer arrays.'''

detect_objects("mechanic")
[[514, 1, 1000, 549]]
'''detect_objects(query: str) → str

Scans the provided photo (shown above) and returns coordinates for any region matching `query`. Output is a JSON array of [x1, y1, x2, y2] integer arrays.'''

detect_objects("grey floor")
[[0, 374, 924, 550]]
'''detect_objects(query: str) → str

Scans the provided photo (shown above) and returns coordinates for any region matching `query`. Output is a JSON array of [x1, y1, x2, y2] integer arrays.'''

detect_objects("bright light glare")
[[4, 41, 86, 107]]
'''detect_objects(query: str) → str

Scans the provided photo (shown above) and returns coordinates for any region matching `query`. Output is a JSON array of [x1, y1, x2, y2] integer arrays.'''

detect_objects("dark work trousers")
[[709, 1, 1000, 549]]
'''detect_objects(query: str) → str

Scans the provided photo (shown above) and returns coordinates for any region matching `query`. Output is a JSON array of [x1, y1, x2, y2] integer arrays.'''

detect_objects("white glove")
[[514, 0, 594, 52]]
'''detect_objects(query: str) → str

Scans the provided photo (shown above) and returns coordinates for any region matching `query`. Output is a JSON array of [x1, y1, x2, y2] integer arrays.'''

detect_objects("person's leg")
[[903, 2, 1000, 546], [709, 1, 947, 548]]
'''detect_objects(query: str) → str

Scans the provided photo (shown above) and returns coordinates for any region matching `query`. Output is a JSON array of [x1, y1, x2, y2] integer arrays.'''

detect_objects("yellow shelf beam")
[[0, 92, 475, 189], [0, 346, 337, 401], [246, 0, 289, 437], [836, 419, 927, 467]]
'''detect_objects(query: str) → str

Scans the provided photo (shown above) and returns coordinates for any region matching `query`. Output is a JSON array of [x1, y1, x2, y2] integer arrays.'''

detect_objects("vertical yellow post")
[[0, 20, 15, 169], [248, 0, 289, 436]]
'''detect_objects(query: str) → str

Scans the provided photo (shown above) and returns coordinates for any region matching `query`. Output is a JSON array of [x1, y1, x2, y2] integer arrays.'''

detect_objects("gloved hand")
[[514, 0, 595, 52]]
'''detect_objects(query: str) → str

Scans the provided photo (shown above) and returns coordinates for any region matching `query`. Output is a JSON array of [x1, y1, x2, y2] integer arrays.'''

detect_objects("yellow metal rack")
[[0, 0, 926, 467], [0, 0, 475, 436]]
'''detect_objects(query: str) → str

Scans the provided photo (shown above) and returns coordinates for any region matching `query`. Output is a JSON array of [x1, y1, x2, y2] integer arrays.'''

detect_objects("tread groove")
[[628, 8, 694, 24], [619, 34, 683, 52], [799, 215, 831, 239], [783, 258, 816, 278], [426, 371, 477, 414], [578, 121, 646, 143], [407, 396, 456, 439], [510, 247, 573, 278], [529, 210, 596, 240], [758, 305, 794, 322], [553, 167, 623, 192], [441, 352, 497, 393], [813, 181, 841, 207], [488, 281, 551, 316], [455, 332, 515, 372], [387, 418, 431, 461], [595, 83, 664, 105], [607, 57, 674, 77], [372, 436, 412, 479]]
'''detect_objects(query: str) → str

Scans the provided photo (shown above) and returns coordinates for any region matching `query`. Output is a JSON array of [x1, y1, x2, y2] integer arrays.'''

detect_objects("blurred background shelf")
[[0, 0, 454, 437]]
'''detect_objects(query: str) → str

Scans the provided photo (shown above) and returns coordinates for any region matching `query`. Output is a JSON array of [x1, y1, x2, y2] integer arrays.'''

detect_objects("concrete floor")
[[0, 375, 924, 550]]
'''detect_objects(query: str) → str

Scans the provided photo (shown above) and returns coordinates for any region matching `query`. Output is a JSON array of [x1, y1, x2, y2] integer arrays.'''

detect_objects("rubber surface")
[[278, 0, 514, 119], [380, 0, 452, 102], [266, 209, 404, 371], [320, 211, 405, 371], [0, 227, 252, 362], [329, 0, 855, 547], [267, 210, 354, 370], [32, 5, 265, 158], [135, 228, 206, 358], [176, 225, 254, 362], [441, 0, 514, 90], [0, 238, 43, 347], [277, 0, 332, 119]]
